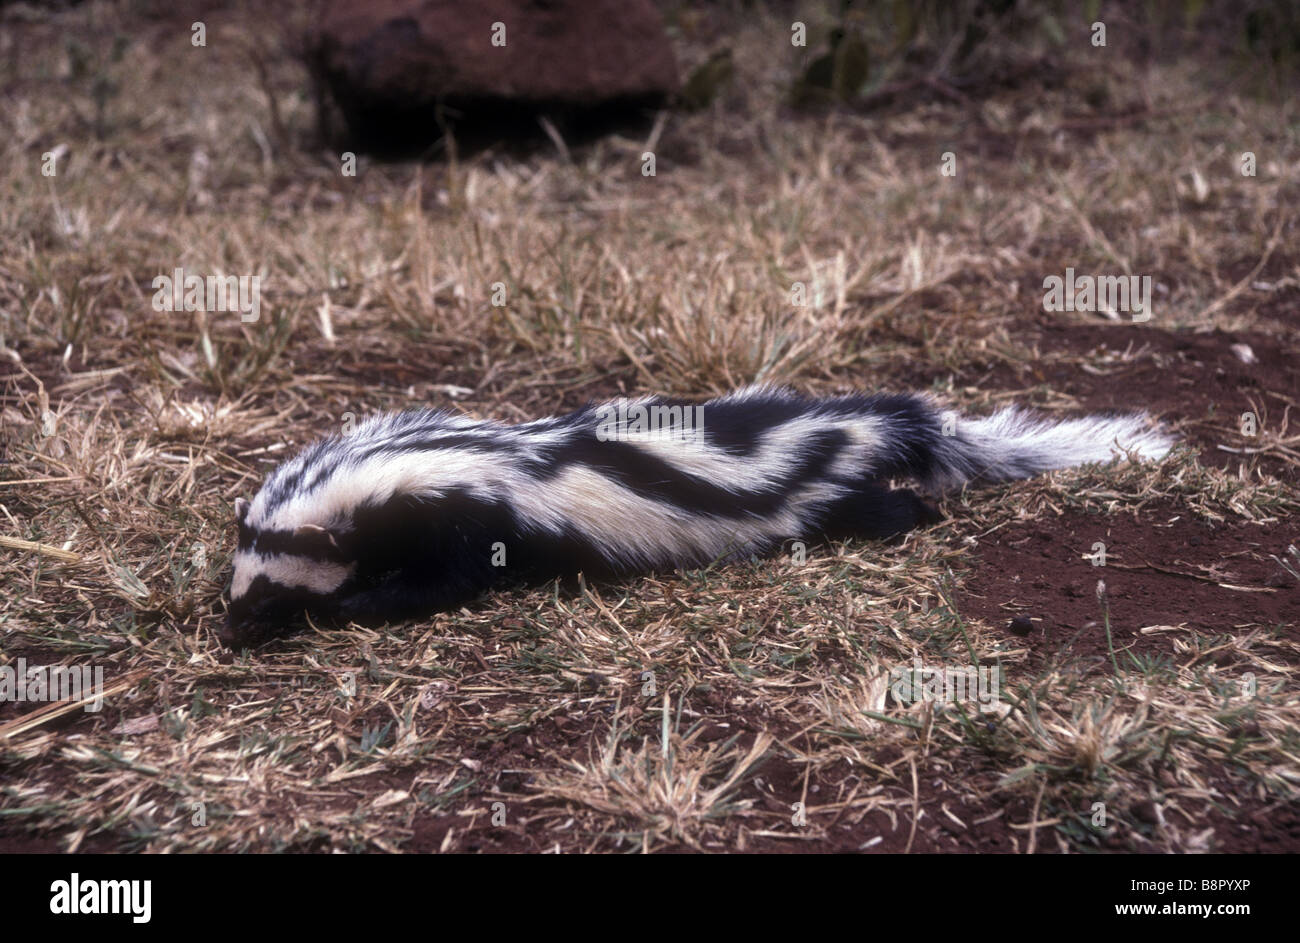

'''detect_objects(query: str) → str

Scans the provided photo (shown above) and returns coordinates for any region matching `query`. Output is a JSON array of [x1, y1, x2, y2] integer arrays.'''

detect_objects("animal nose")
[[219, 606, 260, 648], [217, 620, 245, 648]]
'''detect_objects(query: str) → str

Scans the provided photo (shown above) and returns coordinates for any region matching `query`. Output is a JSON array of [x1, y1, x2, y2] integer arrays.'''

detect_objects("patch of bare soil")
[[961, 501, 1297, 665], [931, 315, 1297, 662]]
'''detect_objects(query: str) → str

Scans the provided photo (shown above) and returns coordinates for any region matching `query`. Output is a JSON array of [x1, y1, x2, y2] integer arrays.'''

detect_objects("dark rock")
[[308, 0, 680, 155], [1131, 800, 1159, 825], [1008, 615, 1035, 636]]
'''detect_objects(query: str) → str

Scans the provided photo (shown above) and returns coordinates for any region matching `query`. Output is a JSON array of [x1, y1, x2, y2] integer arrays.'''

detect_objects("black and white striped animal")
[[222, 387, 1172, 647]]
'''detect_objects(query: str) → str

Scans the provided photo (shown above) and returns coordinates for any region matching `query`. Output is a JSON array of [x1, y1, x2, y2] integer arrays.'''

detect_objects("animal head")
[[222, 494, 359, 648], [220, 414, 509, 648]]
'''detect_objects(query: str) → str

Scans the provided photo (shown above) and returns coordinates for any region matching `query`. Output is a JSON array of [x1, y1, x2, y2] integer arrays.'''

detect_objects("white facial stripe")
[[230, 549, 354, 599]]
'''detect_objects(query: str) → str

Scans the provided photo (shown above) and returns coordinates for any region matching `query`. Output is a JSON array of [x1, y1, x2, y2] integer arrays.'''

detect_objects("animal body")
[[222, 386, 1172, 647]]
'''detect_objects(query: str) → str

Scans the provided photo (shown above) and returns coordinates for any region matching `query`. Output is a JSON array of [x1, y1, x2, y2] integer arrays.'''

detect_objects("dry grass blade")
[[0, 669, 149, 741]]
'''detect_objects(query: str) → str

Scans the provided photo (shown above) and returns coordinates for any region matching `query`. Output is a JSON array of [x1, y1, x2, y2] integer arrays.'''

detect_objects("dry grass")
[[1, 1, 1297, 852]]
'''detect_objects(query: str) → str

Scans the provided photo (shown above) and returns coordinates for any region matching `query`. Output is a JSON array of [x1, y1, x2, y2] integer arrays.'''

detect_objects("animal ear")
[[294, 523, 340, 550], [235, 498, 250, 523]]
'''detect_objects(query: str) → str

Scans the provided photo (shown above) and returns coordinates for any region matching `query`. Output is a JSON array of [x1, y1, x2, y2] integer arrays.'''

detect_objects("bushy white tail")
[[928, 407, 1174, 489]]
